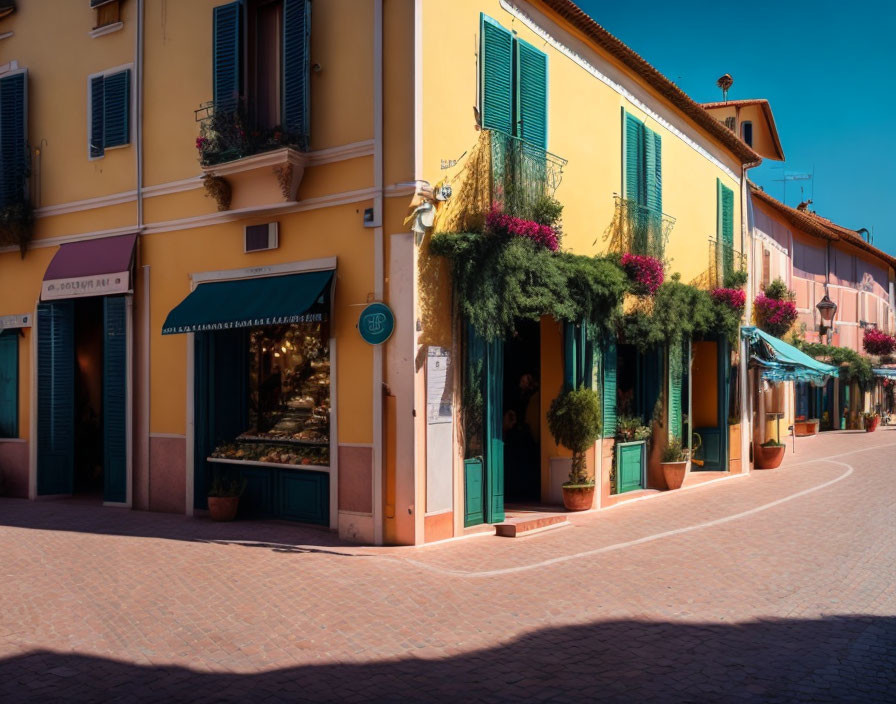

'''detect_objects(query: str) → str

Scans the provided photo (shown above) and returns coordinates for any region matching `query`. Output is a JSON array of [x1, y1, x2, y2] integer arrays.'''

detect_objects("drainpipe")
[[741, 159, 761, 472], [371, 0, 384, 545]]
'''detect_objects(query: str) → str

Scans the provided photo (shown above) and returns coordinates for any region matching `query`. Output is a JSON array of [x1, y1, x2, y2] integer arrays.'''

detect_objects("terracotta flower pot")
[[562, 484, 595, 511], [754, 444, 785, 469], [661, 461, 688, 490], [865, 417, 879, 432], [208, 496, 240, 521]]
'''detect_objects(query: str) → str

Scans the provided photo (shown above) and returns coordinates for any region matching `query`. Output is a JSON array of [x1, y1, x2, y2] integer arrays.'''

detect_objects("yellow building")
[[0, 0, 765, 545]]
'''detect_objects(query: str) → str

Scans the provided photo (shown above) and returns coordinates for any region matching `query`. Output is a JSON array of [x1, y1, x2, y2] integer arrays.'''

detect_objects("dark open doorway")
[[503, 320, 541, 503], [74, 297, 104, 496]]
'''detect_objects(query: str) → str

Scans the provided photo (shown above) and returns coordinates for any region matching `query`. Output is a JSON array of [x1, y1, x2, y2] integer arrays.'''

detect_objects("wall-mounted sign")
[[357, 302, 394, 345], [42, 271, 131, 301], [0, 313, 31, 330]]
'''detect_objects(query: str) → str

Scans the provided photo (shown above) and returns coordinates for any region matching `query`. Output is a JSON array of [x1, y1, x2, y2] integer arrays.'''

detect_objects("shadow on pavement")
[[2, 615, 893, 703]]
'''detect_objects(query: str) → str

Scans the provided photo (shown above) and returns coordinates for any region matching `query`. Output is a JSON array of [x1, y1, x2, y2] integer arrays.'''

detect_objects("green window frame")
[[480, 14, 548, 148], [89, 68, 131, 158], [0, 331, 19, 438]]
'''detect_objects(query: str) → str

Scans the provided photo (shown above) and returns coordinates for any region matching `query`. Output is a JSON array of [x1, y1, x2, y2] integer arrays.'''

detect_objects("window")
[[723, 116, 735, 131], [0, 331, 18, 438], [742, 120, 753, 147], [0, 70, 27, 208], [479, 14, 548, 148], [91, 0, 121, 30], [762, 248, 771, 288], [213, 0, 310, 144], [88, 68, 131, 158], [624, 112, 662, 213]]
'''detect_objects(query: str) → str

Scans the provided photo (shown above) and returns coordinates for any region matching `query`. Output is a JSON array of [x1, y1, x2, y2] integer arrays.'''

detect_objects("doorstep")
[[494, 512, 569, 538]]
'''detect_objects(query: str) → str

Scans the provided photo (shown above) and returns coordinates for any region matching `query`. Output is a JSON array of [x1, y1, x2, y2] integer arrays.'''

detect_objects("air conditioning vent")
[[244, 223, 279, 252]]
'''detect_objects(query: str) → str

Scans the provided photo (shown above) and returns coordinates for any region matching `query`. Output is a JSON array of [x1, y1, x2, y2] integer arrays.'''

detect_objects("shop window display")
[[211, 322, 330, 467]]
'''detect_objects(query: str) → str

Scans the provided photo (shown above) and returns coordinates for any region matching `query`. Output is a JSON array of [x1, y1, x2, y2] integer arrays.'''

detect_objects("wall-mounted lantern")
[[816, 292, 837, 337]]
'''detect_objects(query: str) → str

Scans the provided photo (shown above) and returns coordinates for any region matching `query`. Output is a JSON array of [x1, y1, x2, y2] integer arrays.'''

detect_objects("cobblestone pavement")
[[2, 430, 895, 702]]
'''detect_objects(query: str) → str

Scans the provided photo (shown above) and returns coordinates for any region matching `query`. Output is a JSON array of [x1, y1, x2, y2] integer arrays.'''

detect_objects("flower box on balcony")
[[200, 148, 308, 211]]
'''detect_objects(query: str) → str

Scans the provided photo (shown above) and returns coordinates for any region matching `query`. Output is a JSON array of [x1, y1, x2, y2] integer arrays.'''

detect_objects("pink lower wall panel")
[[338, 445, 373, 514], [149, 436, 186, 514], [0, 441, 28, 498]]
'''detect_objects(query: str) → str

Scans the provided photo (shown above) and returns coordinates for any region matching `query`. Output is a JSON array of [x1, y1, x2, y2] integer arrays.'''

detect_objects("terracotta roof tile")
[[536, 0, 762, 166]]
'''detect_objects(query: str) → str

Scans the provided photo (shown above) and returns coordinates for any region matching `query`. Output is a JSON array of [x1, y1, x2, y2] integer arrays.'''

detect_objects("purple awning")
[[42, 234, 137, 301]]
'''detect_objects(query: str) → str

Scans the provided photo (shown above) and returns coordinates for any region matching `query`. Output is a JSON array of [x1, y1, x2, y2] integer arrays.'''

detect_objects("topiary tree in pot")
[[547, 386, 602, 511]]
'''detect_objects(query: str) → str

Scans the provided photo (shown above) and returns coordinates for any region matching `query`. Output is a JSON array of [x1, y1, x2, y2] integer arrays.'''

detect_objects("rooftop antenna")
[[772, 167, 812, 206], [716, 73, 733, 102]]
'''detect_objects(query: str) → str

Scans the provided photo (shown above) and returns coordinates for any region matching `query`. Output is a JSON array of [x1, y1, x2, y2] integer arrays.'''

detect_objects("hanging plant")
[[0, 198, 34, 257], [485, 205, 559, 251], [711, 287, 746, 313], [621, 253, 664, 296], [862, 328, 896, 357], [201, 174, 232, 211], [755, 278, 798, 338]]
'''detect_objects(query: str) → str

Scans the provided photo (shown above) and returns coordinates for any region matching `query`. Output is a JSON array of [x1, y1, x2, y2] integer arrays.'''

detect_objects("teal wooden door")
[[463, 458, 485, 527], [103, 296, 128, 503], [616, 441, 645, 493], [37, 301, 75, 496], [698, 338, 730, 471], [484, 337, 504, 523]]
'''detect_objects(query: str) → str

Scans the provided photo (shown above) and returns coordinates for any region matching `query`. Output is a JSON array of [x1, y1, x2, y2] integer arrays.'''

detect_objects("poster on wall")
[[426, 347, 453, 424], [426, 346, 454, 515]]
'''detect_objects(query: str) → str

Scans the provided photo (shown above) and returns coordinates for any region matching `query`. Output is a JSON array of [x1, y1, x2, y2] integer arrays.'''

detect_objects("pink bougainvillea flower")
[[711, 287, 746, 312], [621, 253, 664, 296], [754, 294, 798, 337], [863, 327, 896, 356], [486, 205, 559, 252]]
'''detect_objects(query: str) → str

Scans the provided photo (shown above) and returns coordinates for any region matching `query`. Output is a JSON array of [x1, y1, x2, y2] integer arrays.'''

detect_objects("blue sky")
[[577, 0, 896, 254]]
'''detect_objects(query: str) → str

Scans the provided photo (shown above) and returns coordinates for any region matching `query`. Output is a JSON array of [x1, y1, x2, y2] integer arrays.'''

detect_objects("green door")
[[616, 441, 645, 493], [484, 337, 504, 523], [103, 296, 128, 503], [37, 300, 75, 496], [698, 338, 730, 471], [463, 458, 485, 527]]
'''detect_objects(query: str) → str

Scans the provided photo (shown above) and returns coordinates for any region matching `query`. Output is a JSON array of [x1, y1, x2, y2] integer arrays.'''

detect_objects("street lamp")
[[816, 292, 837, 338]]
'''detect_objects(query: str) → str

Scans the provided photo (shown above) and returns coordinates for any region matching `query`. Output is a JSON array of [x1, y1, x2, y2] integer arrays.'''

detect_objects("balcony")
[[487, 129, 567, 218], [194, 102, 308, 210], [690, 237, 746, 290], [0, 139, 33, 255], [605, 196, 675, 260]]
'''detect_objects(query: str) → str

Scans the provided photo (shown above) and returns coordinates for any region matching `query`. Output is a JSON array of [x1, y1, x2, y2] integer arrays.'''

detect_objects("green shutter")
[[283, 0, 310, 145], [602, 339, 617, 438], [668, 341, 682, 441], [103, 69, 130, 148], [515, 38, 547, 148], [624, 112, 645, 204], [645, 128, 662, 214], [718, 179, 735, 276], [0, 71, 27, 208], [103, 296, 128, 503], [485, 337, 504, 523], [0, 332, 18, 438], [90, 75, 105, 157], [480, 14, 513, 135], [213, 1, 242, 113], [563, 321, 576, 391], [37, 301, 75, 496]]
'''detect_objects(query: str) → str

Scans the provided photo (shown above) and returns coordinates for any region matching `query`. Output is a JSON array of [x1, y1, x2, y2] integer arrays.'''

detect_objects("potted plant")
[[547, 386, 602, 511], [754, 439, 786, 469], [207, 471, 247, 521], [863, 412, 880, 432], [660, 439, 689, 490]]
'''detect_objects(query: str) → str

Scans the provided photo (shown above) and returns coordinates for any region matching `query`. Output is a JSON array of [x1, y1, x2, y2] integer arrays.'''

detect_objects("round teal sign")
[[358, 302, 395, 345]]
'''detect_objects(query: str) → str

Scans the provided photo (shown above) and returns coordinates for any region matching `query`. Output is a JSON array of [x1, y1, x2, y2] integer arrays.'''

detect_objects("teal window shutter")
[[102, 69, 130, 148], [668, 342, 683, 441], [0, 332, 18, 438], [515, 38, 547, 148], [563, 321, 576, 391], [213, 1, 242, 113], [645, 128, 662, 214], [718, 178, 735, 276], [480, 14, 513, 135], [0, 71, 27, 208], [601, 339, 617, 438], [90, 75, 105, 157], [283, 0, 310, 146], [103, 296, 128, 503], [624, 112, 645, 205]]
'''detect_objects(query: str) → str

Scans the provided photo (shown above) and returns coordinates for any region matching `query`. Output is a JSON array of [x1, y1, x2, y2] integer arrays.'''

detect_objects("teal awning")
[[162, 270, 333, 335], [742, 326, 839, 385], [873, 367, 896, 378]]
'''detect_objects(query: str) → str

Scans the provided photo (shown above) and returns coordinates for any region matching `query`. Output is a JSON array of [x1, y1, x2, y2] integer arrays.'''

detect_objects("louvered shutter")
[[602, 339, 617, 438], [668, 341, 682, 441], [213, 1, 242, 113], [645, 128, 662, 214], [624, 112, 645, 205], [90, 75, 105, 157], [103, 69, 130, 148], [103, 296, 128, 503], [0, 71, 27, 208], [0, 332, 18, 438], [718, 179, 735, 277], [480, 14, 513, 135], [37, 301, 75, 496], [283, 0, 311, 146], [563, 321, 576, 391], [515, 38, 547, 148]]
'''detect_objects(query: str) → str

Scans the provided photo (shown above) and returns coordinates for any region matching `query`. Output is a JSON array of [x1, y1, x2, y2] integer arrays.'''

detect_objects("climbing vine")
[[792, 338, 873, 390]]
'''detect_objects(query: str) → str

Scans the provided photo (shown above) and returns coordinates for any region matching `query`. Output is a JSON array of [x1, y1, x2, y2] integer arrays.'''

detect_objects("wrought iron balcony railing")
[[486, 129, 567, 219], [604, 196, 675, 260], [707, 236, 746, 289]]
